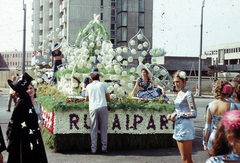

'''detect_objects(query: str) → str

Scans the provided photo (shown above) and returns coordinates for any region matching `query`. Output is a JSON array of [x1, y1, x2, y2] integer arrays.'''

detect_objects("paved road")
[[0, 92, 213, 163]]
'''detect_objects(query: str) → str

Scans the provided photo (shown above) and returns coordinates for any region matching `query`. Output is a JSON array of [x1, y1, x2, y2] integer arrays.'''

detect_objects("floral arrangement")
[[222, 110, 240, 130]]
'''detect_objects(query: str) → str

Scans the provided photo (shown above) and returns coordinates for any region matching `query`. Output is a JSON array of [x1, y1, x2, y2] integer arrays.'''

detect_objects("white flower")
[[88, 35, 94, 40], [120, 79, 125, 85], [114, 65, 119, 70], [153, 66, 159, 71], [95, 49, 100, 55], [130, 40, 135, 46], [77, 63, 83, 68], [179, 71, 186, 79], [137, 34, 143, 40], [106, 65, 112, 72], [130, 75, 135, 81], [138, 57, 143, 62], [110, 94, 116, 99], [131, 49, 136, 55], [37, 72, 41, 76], [46, 49, 50, 53], [34, 70, 37, 73], [112, 60, 117, 64], [115, 68, 121, 74], [142, 50, 147, 56], [89, 42, 95, 48], [35, 59, 39, 63], [105, 55, 111, 62], [42, 74, 47, 78], [82, 41, 88, 47], [32, 80, 37, 87], [122, 61, 128, 66], [117, 56, 123, 62], [49, 62, 52, 66], [68, 65, 74, 70], [42, 61, 46, 66], [90, 56, 95, 62], [86, 63, 91, 69], [149, 49, 155, 56], [65, 73, 71, 79], [72, 83, 78, 88], [161, 69, 167, 76], [138, 44, 143, 50], [109, 49, 115, 56], [62, 58, 65, 62], [37, 78, 43, 83], [102, 42, 107, 48], [52, 37, 56, 41], [116, 48, 122, 54], [96, 41, 101, 47], [108, 86, 114, 92], [109, 75, 114, 80], [82, 54, 88, 61], [39, 46, 43, 50], [84, 49, 89, 55], [37, 52, 41, 56], [42, 68, 46, 72], [58, 34, 62, 39], [128, 56, 133, 62], [48, 42, 52, 47], [156, 50, 161, 56], [122, 71, 127, 76], [114, 84, 120, 89], [145, 63, 150, 68], [98, 56, 102, 61], [43, 55, 47, 59], [97, 63, 102, 69], [128, 83, 133, 88], [123, 47, 128, 53], [143, 41, 148, 47], [74, 73, 80, 78], [151, 58, 157, 63], [154, 78, 160, 83], [56, 28, 60, 32], [60, 67, 65, 72], [130, 67, 135, 73]]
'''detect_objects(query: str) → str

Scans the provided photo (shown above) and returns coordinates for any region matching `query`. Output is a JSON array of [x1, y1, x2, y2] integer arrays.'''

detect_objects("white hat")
[[137, 64, 153, 78], [53, 42, 61, 51]]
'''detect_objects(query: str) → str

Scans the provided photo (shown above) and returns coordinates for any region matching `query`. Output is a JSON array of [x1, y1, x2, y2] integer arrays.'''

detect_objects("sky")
[[153, 0, 240, 56], [0, 0, 240, 57]]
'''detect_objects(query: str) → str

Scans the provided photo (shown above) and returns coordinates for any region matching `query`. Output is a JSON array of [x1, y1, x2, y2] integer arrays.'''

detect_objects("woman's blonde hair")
[[213, 80, 233, 99], [173, 70, 188, 82]]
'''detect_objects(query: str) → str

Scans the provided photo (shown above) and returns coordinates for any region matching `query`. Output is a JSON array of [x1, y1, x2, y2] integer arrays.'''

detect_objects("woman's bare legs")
[[177, 140, 193, 163]]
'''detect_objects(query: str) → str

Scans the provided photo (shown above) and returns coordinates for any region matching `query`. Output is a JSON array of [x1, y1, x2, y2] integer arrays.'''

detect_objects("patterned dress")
[[137, 77, 163, 99], [206, 151, 240, 163], [173, 86, 196, 141]]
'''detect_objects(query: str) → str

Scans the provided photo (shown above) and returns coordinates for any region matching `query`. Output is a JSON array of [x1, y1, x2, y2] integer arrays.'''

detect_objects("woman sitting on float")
[[131, 64, 169, 103]]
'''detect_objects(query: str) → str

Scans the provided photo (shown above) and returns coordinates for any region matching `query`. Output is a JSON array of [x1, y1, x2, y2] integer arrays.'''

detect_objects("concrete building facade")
[[31, 0, 153, 65]]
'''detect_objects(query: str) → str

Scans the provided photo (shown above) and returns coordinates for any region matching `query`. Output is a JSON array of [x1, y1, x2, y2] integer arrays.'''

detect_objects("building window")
[[117, 13, 121, 27], [10, 62, 12, 66], [139, 13, 144, 27], [122, 0, 127, 11], [117, 0, 122, 13], [122, 12, 127, 26], [10, 54, 12, 58], [18, 62, 20, 66], [16, 54, 17, 57], [111, 38, 115, 45], [15, 62, 17, 66], [117, 28, 121, 41], [111, 0, 115, 7], [18, 54, 20, 57], [101, 0, 103, 6], [111, 31, 115, 35], [122, 27, 127, 41], [101, 8, 103, 20], [13, 62, 14, 66], [139, 0, 145, 12]]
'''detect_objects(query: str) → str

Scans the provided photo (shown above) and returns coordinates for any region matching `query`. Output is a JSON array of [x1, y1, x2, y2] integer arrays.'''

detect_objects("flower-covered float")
[[34, 14, 176, 151]]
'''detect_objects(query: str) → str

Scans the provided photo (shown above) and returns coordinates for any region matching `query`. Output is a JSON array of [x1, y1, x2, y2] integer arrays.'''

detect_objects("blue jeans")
[[51, 60, 62, 86]]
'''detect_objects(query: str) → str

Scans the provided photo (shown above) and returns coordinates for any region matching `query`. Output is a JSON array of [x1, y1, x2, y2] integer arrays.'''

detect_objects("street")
[[0, 93, 213, 163]]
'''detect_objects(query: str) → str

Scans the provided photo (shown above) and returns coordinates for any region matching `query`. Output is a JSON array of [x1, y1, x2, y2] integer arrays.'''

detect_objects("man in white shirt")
[[85, 72, 110, 154]]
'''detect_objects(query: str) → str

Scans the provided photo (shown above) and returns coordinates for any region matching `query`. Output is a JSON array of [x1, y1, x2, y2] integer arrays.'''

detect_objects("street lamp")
[[22, 0, 26, 74], [198, 0, 205, 96]]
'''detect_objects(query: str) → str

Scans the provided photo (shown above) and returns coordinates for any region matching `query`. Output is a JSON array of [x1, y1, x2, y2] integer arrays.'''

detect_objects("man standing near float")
[[50, 42, 62, 86], [85, 72, 110, 154]]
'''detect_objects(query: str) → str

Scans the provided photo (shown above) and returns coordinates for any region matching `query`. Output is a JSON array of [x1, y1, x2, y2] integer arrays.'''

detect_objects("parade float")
[[33, 14, 176, 151]]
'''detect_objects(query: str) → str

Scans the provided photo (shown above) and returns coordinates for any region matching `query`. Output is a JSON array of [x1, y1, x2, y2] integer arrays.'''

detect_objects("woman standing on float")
[[167, 70, 197, 163]]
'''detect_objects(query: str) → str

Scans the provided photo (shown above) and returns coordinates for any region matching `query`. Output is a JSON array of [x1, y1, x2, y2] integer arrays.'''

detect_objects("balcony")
[[39, 24, 43, 30], [49, 21, 53, 29], [61, 28, 67, 37], [49, 8, 53, 16], [59, 18, 62, 26], [62, 0, 67, 9], [39, 35, 43, 42], [59, 4, 63, 13], [49, 0, 53, 4], [40, 0, 43, 7], [62, 14, 67, 23], [40, 11, 43, 18]]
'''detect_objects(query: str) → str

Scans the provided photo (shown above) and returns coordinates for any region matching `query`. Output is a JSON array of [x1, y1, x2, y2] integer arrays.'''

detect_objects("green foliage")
[[152, 48, 167, 57]]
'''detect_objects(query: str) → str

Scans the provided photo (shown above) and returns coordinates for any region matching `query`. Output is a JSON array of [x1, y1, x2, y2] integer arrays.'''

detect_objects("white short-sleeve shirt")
[[85, 80, 108, 110]]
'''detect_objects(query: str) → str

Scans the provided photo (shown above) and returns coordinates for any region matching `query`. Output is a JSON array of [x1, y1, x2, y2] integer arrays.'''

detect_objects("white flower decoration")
[[65, 73, 71, 79], [110, 94, 116, 99], [149, 49, 155, 56], [120, 79, 125, 85], [68, 65, 74, 70], [95, 49, 100, 55], [48, 42, 52, 47], [88, 35, 94, 40], [179, 71, 186, 79], [82, 54, 88, 61], [109, 75, 114, 80], [36, 52, 41, 56], [46, 49, 50, 53], [130, 40, 135, 46], [138, 57, 143, 62], [115, 68, 121, 74], [142, 50, 147, 56], [130, 67, 135, 73], [161, 69, 167, 76], [36, 59, 39, 63], [108, 86, 114, 92], [37, 72, 41, 76], [97, 63, 102, 69], [112, 60, 117, 64], [109, 49, 115, 56], [42, 68, 46, 72], [87, 63, 92, 69], [153, 66, 159, 71], [130, 75, 135, 81], [60, 67, 65, 72], [128, 83, 133, 88], [128, 56, 133, 62], [156, 50, 161, 56], [143, 41, 148, 47], [96, 41, 101, 47], [56, 28, 60, 32], [106, 65, 112, 72], [138, 44, 143, 50], [90, 56, 95, 62], [122, 71, 127, 76], [151, 58, 157, 63], [117, 56, 123, 62], [62, 58, 65, 62], [131, 49, 136, 55], [37, 78, 43, 83], [43, 55, 47, 59], [39, 46, 43, 50], [116, 48, 122, 54], [72, 83, 78, 88], [42, 74, 47, 78], [82, 41, 88, 47], [123, 61, 128, 66], [123, 47, 128, 53], [154, 78, 160, 83], [114, 84, 120, 89], [74, 73, 80, 78], [89, 42, 95, 48], [42, 61, 46, 66], [77, 63, 83, 68], [137, 34, 143, 40]]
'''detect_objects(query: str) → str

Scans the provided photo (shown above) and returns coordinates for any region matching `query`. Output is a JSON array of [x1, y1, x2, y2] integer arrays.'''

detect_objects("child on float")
[[131, 64, 169, 103], [167, 70, 197, 163], [203, 81, 237, 151], [206, 110, 240, 162]]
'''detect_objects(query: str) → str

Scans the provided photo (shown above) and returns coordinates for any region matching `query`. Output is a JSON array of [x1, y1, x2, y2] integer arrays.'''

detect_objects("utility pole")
[[22, 0, 26, 74], [198, 0, 205, 96]]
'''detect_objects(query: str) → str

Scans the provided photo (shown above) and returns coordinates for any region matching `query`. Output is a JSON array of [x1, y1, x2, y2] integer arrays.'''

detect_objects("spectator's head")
[[90, 72, 103, 81], [210, 110, 240, 156], [12, 76, 16, 81], [91, 68, 99, 72], [214, 80, 233, 99]]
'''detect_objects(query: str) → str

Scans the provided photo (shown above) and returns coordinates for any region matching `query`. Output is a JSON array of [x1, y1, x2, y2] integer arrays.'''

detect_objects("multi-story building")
[[0, 51, 32, 70], [31, 0, 153, 64], [204, 41, 240, 72]]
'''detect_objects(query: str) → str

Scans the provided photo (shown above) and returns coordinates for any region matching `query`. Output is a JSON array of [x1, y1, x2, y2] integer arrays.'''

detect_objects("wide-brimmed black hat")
[[8, 73, 33, 96], [53, 42, 61, 51]]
